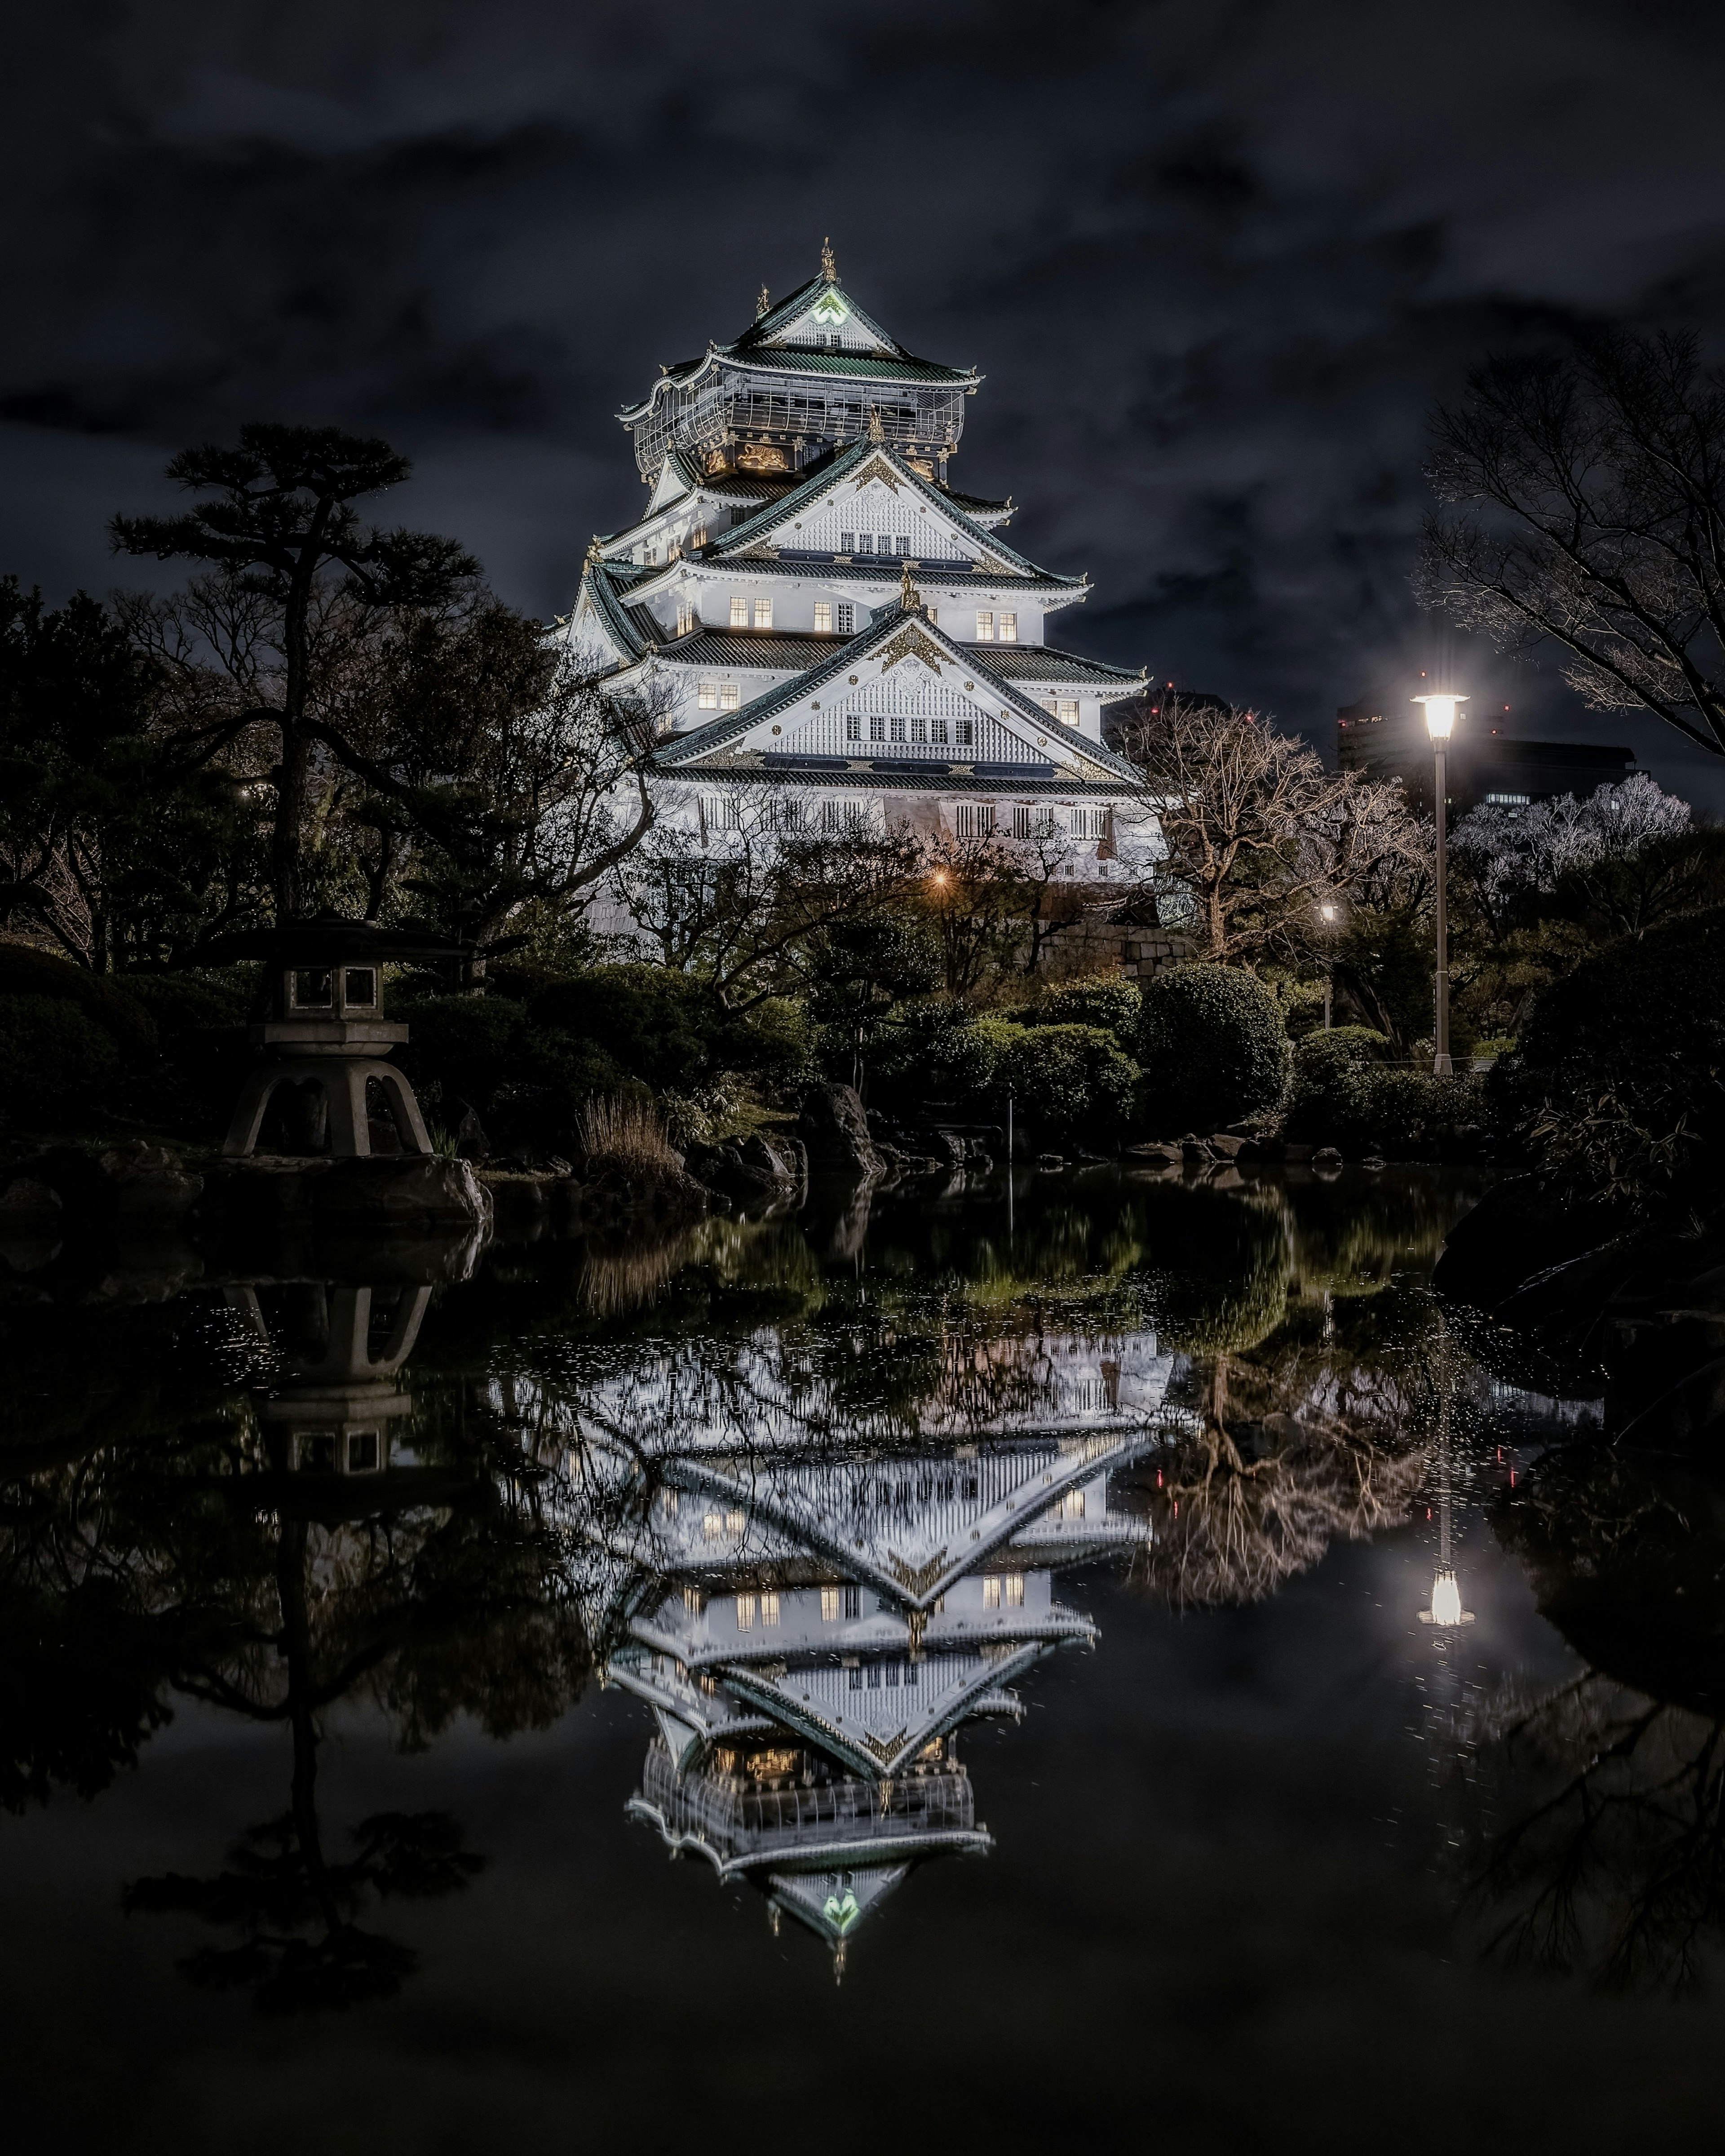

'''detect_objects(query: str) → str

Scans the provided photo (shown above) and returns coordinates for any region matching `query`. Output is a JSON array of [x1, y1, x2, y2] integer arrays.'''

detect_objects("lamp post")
[[1318, 902, 1337, 1030], [1412, 694, 1466, 1077]]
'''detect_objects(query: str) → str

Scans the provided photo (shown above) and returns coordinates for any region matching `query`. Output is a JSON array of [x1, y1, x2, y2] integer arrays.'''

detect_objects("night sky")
[[9, 1, 1725, 801]]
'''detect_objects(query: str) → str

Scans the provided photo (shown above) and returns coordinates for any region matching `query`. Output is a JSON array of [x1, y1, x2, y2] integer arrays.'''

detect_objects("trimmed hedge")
[[1025, 977, 1142, 1054], [986, 1020, 1139, 1146], [1137, 964, 1290, 1133]]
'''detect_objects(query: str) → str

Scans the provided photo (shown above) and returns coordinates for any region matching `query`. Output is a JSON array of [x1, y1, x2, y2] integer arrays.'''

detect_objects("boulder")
[[300, 1156, 493, 1231], [1208, 1133, 1247, 1159], [1312, 1146, 1344, 1169], [687, 1131, 808, 1204], [99, 1142, 203, 1217], [798, 1084, 883, 1181]]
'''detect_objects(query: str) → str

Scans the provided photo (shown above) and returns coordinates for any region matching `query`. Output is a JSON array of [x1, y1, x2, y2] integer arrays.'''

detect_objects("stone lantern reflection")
[[228, 1279, 432, 1477]]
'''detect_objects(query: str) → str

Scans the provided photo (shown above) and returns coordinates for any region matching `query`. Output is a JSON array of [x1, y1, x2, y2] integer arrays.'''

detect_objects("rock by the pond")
[[798, 1083, 882, 1181], [687, 1130, 808, 1204], [1312, 1146, 1344, 1169], [1208, 1133, 1247, 1160], [99, 1142, 204, 1217], [1181, 1139, 1215, 1164], [1036, 1152, 1065, 1171], [1127, 1141, 1184, 1166], [205, 1154, 492, 1232]]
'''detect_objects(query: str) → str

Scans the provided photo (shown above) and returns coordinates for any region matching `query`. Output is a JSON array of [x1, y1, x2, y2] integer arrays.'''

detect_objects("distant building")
[[1336, 695, 1634, 813]]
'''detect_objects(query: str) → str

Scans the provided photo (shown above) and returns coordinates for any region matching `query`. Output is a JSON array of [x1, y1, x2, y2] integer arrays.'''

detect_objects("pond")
[[3, 1160, 1724, 2154]]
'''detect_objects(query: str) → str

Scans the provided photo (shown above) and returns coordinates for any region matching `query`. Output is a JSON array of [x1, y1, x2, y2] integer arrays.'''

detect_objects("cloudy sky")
[[9, 0, 1725, 797]]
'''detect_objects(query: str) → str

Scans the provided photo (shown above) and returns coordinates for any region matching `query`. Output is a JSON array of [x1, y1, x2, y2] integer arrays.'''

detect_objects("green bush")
[[1492, 903, 1725, 1212], [991, 1023, 1139, 1147], [1028, 977, 1142, 1052], [0, 994, 122, 1120], [1283, 1027, 1391, 1147], [0, 943, 155, 1058], [871, 998, 1002, 1109], [1137, 964, 1290, 1134]]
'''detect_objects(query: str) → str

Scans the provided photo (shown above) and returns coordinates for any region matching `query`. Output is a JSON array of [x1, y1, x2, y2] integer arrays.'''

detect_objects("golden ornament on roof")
[[821, 235, 837, 282]]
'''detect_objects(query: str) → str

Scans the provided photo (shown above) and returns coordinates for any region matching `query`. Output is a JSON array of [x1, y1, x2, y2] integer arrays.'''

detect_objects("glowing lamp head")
[[1413, 692, 1467, 741], [1319, 903, 1337, 922], [930, 869, 949, 889]]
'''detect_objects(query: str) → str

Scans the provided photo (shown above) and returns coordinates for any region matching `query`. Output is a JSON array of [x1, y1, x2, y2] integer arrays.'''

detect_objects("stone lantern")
[[207, 916, 470, 1160], [228, 1279, 431, 1475]]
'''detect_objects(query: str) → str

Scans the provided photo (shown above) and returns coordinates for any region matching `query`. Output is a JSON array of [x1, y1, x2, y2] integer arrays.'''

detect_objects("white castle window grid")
[[954, 804, 995, 838]]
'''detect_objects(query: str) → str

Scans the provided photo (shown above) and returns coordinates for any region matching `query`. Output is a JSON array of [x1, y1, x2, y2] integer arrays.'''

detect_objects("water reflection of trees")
[[0, 1279, 588, 2010], [1463, 1448, 1725, 1992]]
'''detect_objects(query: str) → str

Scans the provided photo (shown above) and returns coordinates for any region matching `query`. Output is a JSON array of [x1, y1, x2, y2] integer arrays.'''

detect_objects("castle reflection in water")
[[557, 1327, 1182, 1972]]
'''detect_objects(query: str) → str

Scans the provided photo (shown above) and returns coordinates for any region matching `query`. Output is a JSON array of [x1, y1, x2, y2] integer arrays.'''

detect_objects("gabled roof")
[[655, 597, 1144, 788], [704, 438, 1048, 580]]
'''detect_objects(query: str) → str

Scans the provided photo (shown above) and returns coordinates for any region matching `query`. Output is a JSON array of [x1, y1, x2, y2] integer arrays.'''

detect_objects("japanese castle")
[[560, 1324, 1182, 1973], [564, 242, 1157, 867]]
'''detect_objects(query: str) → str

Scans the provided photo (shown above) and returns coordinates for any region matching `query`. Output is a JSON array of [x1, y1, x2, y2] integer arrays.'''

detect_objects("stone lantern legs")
[[222, 1057, 433, 1161]]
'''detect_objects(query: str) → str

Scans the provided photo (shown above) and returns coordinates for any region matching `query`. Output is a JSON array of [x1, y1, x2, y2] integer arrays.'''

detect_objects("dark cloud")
[[8, 0, 1725, 794]]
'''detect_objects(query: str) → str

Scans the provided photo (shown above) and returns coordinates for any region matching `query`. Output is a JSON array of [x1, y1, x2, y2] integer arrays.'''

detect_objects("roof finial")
[[756, 283, 770, 319], [867, 405, 885, 443], [900, 559, 922, 613], [821, 235, 837, 283]]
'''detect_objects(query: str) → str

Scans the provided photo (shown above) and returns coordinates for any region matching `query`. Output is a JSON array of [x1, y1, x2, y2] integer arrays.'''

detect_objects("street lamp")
[[1318, 901, 1338, 1030], [1412, 693, 1467, 1076]]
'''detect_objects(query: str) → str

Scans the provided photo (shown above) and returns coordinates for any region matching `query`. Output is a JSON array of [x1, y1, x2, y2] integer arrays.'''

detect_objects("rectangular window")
[[880, 534, 897, 557], [659, 1487, 679, 1515], [886, 1662, 900, 1688], [911, 716, 928, 743], [821, 799, 844, 832], [998, 612, 1018, 642], [839, 531, 856, 554], [760, 1591, 780, 1627], [291, 969, 333, 1009], [982, 1576, 1001, 1609], [719, 682, 740, 712], [735, 1594, 755, 1631], [821, 1586, 841, 1622], [890, 715, 906, 742], [843, 1585, 861, 1618], [867, 1663, 882, 1689], [955, 804, 995, 838], [906, 1660, 919, 1687], [691, 525, 707, 549], [1058, 699, 1079, 726], [931, 717, 948, 744], [846, 713, 861, 741], [730, 595, 748, 627], [753, 598, 773, 629], [956, 718, 975, 748], [836, 603, 855, 633], [976, 611, 995, 642], [726, 1507, 746, 1533], [676, 599, 694, 636], [814, 600, 833, 632], [1073, 808, 1108, 840], [703, 1511, 723, 1540], [857, 532, 875, 554], [698, 681, 718, 710], [869, 714, 886, 742], [683, 1584, 705, 1614], [1012, 805, 1032, 840], [848, 1663, 862, 1690], [342, 967, 376, 1009], [1063, 1488, 1087, 1518], [1004, 1574, 1025, 1607], [346, 1430, 379, 1473]]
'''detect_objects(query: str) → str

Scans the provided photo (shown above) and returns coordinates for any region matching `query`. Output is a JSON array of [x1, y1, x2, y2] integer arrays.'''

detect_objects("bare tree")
[[1115, 695, 1425, 964], [1420, 330, 1725, 759]]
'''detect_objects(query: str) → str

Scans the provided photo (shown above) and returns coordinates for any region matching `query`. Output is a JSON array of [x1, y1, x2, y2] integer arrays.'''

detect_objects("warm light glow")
[[1412, 692, 1468, 740], [1319, 903, 1337, 921], [930, 869, 949, 888], [1431, 1569, 1462, 1625]]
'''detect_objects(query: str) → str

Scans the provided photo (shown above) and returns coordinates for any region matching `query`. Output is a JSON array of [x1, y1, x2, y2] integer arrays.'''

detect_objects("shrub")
[[1137, 964, 1290, 1133], [991, 1023, 1139, 1147], [870, 997, 1003, 1110], [0, 943, 155, 1058], [0, 994, 122, 1121], [1283, 1027, 1391, 1147], [1029, 976, 1142, 1052], [1493, 903, 1725, 1213]]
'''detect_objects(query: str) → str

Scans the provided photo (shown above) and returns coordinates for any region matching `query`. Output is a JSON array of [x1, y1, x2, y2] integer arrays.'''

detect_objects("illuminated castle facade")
[[563, 243, 1159, 875]]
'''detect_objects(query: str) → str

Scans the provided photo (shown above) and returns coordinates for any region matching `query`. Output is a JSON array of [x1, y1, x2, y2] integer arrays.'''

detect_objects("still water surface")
[[3, 1164, 1723, 2153]]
